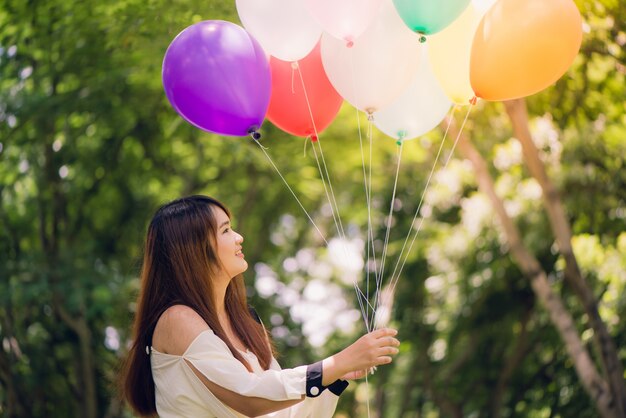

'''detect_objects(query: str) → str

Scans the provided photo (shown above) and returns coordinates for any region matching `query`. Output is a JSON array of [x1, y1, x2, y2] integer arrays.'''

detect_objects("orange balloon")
[[470, 0, 582, 101]]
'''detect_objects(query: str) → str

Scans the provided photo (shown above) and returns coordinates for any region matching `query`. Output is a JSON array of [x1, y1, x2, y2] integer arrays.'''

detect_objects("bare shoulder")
[[153, 305, 210, 355]]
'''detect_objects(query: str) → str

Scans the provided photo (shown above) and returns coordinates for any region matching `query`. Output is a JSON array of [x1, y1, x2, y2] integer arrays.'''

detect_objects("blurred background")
[[0, 0, 625, 417]]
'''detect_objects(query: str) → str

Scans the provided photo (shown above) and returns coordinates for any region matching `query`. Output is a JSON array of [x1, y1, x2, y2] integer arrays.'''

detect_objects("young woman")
[[121, 195, 399, 417]]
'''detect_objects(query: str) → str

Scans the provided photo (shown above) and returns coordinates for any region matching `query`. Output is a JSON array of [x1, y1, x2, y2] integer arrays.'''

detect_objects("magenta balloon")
[[162, 21, 271, 136]]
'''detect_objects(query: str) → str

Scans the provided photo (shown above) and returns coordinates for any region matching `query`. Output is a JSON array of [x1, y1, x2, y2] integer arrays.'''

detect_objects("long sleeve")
[[278, 391, 340, 418], [182, 330, 307, 401], [151, 328, 347, 417]]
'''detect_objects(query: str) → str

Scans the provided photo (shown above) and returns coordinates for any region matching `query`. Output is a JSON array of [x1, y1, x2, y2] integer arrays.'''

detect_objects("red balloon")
[[267, 42, 343, 138]]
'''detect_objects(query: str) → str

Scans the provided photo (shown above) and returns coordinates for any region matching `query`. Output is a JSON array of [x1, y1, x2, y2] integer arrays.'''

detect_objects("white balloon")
[[321, 0, 422, 113], [303, 0, 383, 43], [374, 46, 451, 140], [236, 0, 322, 62]]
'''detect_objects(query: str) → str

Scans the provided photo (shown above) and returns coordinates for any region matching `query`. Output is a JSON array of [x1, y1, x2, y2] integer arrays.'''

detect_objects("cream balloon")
[[428, 4, 481, 105], [321, 1, 422, 113], [374, 46, 451, 141], [304, 0, 383, 44], [236, 0, 322, 62], [471, 0, 497, 14]]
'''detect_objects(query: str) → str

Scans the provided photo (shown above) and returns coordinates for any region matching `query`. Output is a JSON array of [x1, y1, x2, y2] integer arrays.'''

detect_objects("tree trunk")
[[54, 303, 98, 418], [41, 130, 98, 418], [0, 344, 28, 417], [452, 123, 619, 418], [504, 98, 626, 417], [398, 352, 420, 417], [491, 307, 533, 418], [416, 344, 464, 418]]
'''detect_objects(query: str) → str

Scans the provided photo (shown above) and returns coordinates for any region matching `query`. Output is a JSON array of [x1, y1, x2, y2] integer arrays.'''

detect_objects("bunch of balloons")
[[162, 0, 583, 141]]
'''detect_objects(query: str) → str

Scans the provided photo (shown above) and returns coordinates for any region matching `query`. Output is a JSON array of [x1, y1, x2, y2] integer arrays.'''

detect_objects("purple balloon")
[[162, 21, 271, 136]]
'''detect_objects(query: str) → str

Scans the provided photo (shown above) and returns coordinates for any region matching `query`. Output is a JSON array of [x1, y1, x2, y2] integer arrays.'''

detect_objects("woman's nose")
[[235, 232, 244, 244]]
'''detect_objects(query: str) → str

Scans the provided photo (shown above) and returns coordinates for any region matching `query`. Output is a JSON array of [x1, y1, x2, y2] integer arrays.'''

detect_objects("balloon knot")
[[419, 35, 427, 43], [366, 111, 374, 121], [248, 129, 261, 141], [469, 96, 478, 105], [311, 135, 318, 143], [346, 38, 354, 48], [291, 61, 299, 70], [396, 140, 402, 146]]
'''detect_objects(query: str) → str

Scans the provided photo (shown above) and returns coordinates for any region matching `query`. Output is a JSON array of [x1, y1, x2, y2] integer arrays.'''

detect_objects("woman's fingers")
[[386, 346, 400, 355], [377, 356, 393, 365], [373, 336, 400, 348], [372, 328, 397, 339], [383, 337, 400, 347], [375, 346, 399, 358]]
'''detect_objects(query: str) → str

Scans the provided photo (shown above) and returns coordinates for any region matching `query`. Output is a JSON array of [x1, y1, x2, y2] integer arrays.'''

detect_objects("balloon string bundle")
[[297, 65, 376, 417], [252, 135, 377, 324], [372, 140, 404, 327], [297, 65, 347, 243], [295, 64, 374, 328], [345, 48, 381, 330], [382, 104, 474, 329], [366, 115, 384, 330], [357, 111, 379, 331]]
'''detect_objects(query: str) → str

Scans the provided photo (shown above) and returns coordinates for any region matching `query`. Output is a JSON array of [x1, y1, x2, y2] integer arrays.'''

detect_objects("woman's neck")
[[213, 276, 229, 318]]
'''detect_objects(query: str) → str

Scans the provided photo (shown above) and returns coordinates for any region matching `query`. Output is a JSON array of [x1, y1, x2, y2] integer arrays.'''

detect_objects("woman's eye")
[[223, 228, 230, 234]]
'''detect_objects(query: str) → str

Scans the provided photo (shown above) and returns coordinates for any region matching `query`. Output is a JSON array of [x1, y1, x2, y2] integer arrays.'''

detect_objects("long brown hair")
[[120, 195, 274, 416]]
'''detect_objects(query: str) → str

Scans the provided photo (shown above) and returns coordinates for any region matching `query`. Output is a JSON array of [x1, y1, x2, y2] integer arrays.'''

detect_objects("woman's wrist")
[[321, 354, 347, 386], [304, 356, 350, 398]]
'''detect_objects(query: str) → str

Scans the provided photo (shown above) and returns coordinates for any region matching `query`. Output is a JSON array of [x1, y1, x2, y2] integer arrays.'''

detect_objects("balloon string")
[[296, 66, 347, 241], [316, 140, 347, 239], [350, 56, 373, 418], [383, 105, 457, 299], [314, 140, 375, 310], [296, 65, 373, 327], [371, 106, 459, 331], [356, 110, 371, 327], [365, 373, 372, 418], [310, 139, 375, 323], [254, 137, 374, 317], [349, 48, 379, 333], [386, 105, 473, 310], [357, 111, 379, 331], [372, 140, 403, 326], [303, 136, 309, 157], [367, 114, 376, 284], [291, 61, 297, 94], [253, 139, 329, 246], [366, 115, 380, 327]]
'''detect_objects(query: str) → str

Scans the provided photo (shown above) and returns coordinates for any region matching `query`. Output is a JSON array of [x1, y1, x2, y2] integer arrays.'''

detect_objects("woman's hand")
[[340, 370, 368, 380], [321, 328, 399, 385]]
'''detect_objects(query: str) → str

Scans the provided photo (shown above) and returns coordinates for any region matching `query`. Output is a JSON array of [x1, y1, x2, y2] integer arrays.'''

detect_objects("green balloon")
[[392, 0, 471, 35]]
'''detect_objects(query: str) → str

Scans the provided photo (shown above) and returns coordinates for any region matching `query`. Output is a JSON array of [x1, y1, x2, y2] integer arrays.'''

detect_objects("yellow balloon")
[[428, 5, 481, 105]]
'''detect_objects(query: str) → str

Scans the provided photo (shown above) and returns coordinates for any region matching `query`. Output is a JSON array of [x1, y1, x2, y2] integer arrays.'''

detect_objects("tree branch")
[[451, 120, 617, 418], [504, 98, 626, 416]]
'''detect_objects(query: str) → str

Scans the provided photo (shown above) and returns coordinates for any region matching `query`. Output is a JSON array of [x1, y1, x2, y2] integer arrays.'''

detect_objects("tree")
[[1, 0, 624, 417]]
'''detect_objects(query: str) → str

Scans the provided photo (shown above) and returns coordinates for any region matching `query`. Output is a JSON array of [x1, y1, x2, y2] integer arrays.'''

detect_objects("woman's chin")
[[233, 260, 248, 277]]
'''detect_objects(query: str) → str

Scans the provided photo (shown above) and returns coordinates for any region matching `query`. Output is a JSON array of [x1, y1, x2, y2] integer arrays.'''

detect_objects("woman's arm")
[[155, 305, 399, 415], [186, 359, 304, 417]]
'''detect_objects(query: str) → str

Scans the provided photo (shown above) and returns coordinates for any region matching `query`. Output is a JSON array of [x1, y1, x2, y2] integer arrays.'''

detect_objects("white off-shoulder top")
[[150, 329, 341, 417]]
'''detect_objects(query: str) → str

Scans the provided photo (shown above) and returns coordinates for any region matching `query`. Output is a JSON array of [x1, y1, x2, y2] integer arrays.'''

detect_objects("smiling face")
[[213, 206, 248, 279]]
